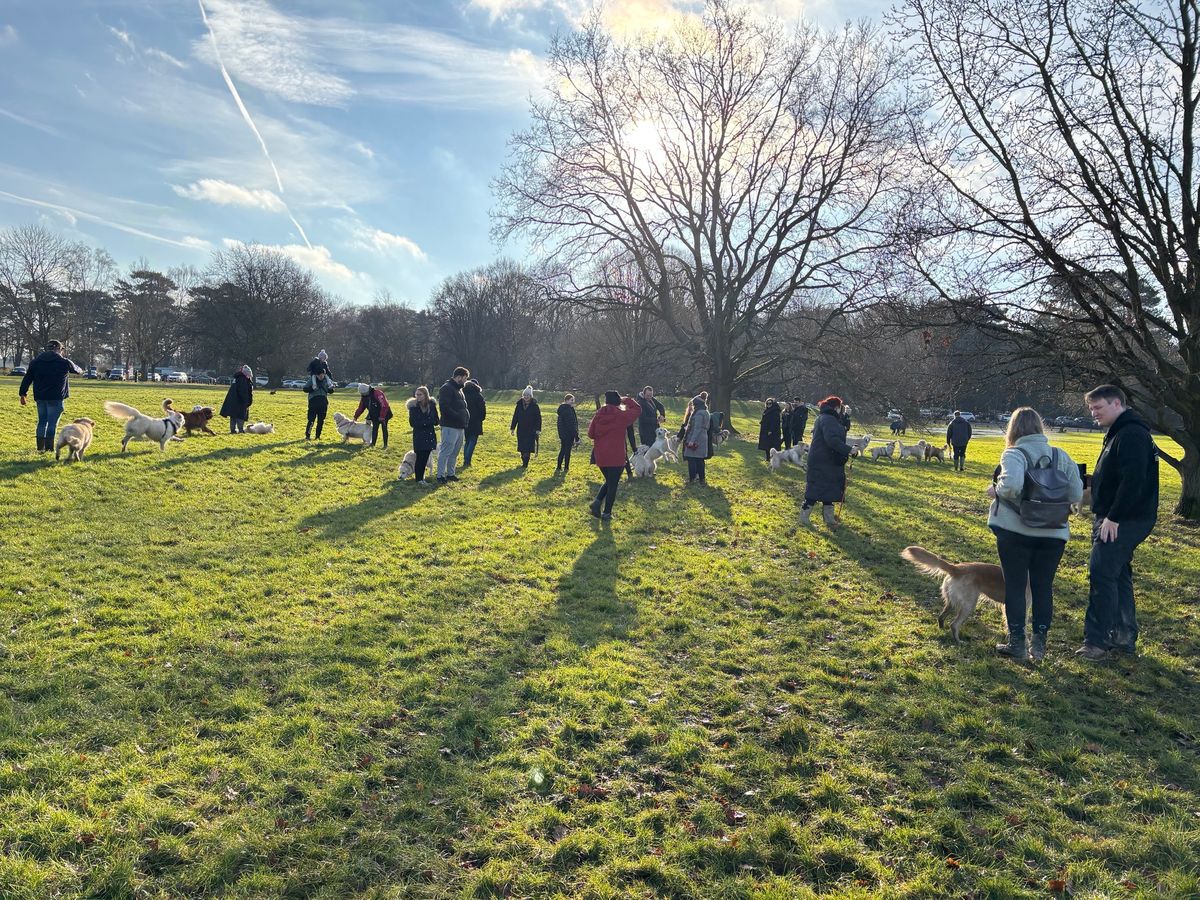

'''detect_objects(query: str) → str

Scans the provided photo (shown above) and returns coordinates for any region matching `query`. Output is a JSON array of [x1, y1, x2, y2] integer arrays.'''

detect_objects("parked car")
[[1072, 416, 1098, 429], [192, 374, 215, 384], [107, 370, 126, 380], [947, 411, 976, 422], [216, 375, 234, 385], [282, 378, 308, 389], [10, 366, 27, 376], [886, 409, 902, 421], [166, 372, 188, 383], [86, 366, 98, 379], [255, 375, 268, 387], [145, 372, 161, 382]]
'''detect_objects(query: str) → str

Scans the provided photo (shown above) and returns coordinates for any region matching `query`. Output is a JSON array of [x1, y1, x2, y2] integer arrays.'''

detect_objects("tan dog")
[[869, 440, 896, 462], [398, 450, 436, 481], [897, 439, 928, 462], [54, 418, 96, 462], [924, 443, 948, 463], [901, 545, 1028, 643]]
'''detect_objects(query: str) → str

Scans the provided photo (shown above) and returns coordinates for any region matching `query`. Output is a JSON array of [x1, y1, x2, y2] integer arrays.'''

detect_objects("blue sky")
[[0, 0, 885, 306]]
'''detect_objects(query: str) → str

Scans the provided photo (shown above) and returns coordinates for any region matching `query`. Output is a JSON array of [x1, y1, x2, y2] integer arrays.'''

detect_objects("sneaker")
[[1075, 643, 1109, 662], [418, 479, 432, 487], [1029, 632, 1047, 663]]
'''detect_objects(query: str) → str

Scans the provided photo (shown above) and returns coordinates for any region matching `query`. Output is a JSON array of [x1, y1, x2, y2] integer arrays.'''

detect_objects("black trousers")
[[990, 525, 1067, 635], [593, 466, 623, 514], [952, 443, 968, 468], [370, 419, 389, 448], [1083, 517, 1154, 650], [557, 440, 573, 470], [687, 457, 706, 481], [413, 447, 433, 480], [307, 396, 328, 438]]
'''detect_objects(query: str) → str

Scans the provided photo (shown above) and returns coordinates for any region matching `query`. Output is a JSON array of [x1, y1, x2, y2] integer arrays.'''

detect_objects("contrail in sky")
[[197, 0, 313, 249]]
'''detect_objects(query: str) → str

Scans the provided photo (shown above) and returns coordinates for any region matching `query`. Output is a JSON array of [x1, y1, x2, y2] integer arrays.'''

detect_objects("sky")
[[0, 0, 885, 306]]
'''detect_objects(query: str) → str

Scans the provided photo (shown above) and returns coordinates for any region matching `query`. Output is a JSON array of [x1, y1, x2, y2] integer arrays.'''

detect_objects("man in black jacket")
[[18, 340, 83, 452], [946, 411, 973, 471], [436, 366, 471, 482], [635, 385, 666, 447], [462, 378, 487, 468], [1077, 385, 1159, 661], [791, 398, 809, 443]]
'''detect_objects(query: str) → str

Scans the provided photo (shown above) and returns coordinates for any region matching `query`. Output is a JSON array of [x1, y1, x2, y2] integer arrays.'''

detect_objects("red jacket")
[[587, 398, 641, 467], [353, 387, 392, 422]]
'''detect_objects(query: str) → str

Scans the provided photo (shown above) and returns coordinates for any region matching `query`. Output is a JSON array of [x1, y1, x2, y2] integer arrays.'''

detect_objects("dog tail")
[[162, 398, 174, 412], [900, 545, 962, 579], [102, 400, 140, 420]]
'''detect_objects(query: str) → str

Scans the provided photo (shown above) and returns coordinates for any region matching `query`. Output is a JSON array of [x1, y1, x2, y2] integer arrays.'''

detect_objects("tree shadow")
[[690, 482, 733, 521], [269, 445, 360, 468], [294, 481, 432, 539], [0, 458, 48, 482]]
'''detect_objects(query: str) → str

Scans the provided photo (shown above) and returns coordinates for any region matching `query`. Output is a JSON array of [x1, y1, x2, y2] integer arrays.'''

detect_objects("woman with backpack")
[[354, 383, 393, 449], [987, 407, 1084, 663], [406, 385, 439, 484]]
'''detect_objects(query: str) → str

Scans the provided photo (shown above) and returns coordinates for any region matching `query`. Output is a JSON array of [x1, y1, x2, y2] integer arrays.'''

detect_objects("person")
[[707, 408, 724, 463], [986, 408, 1084, 662], [840, 404, 853, 430], [586, 391, 642, 521], [801, 396, 853, 528], [683, 394, 711, 483], [947, 410, 973, 471], [406, 386, 439, 485], [636, 385, 667, 447], [555, 394, 580, 474], [304, 369, 335, 440], [510, 385, 543, 468], [758, 398, 783, 460], [1076, 385, 1160, 661], [791, 398, 809, 443], [437, 366, 471, 482], [220, 364, 254, 434], [781, 402, 794, 450], [307, 349, 332, 380], [898, 414, 907, 436], [353, 382, 393, 449], [462, 378, 487, 468], [17, 340, 83, 452]]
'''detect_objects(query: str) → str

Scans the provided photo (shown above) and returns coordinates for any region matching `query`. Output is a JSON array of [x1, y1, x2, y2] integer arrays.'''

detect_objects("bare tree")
[[0, 225, 80, 349], [897, 0, 1200, 518], [494, 0, 913, 424]]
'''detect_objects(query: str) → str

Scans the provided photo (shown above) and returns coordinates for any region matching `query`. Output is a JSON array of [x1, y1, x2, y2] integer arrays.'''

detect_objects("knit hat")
[[317, 349, 328, 361], [359, 383, 370, 395], [604, 390, 622, 405], [692, 394, 707, 407], [522, 385, 534, 400], [241, 365, 253, 379]]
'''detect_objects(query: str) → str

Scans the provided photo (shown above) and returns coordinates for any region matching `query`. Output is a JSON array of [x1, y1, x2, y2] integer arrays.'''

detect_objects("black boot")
[[996, 632, 1028, 660], [36, 435, 46, 452]]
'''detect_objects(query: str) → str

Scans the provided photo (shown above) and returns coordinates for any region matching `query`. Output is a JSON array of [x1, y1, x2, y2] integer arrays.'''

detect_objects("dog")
[[644, 427, 677, 465], [398, 450, 436, 480], [868, 440, 896, 462], [1073, 485, 1092, 515], [54, 417, 96, 462], [847, 434, 872, 456], [897, 439, 928, 462], [925, 442, 948, 463], [901, 545, 1029, 643], [714, 429, 731, 446], [768, 444, 807, 471], [245, 422, 275, 434], [181, 405, 216, 436], [333, 412, 373, 445], [630, 445, 658, 478], [103, 398, 185, 451]]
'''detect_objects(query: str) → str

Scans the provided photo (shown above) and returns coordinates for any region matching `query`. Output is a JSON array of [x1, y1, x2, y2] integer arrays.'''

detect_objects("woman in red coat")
[[586, 391, 641, 520]]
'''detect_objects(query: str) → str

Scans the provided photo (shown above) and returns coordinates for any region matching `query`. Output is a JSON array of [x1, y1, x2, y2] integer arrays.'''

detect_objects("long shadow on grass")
[[0, 458, 50, 481], [294, 481, 432, 538], [476, 466, 528, 490], [144, 439, 298, 469]]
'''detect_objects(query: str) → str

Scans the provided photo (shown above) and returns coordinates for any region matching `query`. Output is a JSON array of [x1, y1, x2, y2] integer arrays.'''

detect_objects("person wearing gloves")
[[353, 382, 393, 449], [220, 364, 255, 433], [555, 394, 580, 474], [586, 391, 642, 521], [510, 385, 543, 468]]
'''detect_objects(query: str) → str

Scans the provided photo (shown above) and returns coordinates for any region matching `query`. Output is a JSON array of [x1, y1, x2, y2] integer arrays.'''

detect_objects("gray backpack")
[[1007, 446, 1072, 529]]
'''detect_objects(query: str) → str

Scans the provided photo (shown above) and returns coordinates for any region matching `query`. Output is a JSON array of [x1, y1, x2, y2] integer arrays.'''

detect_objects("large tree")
[[494, 0, 913, 424], [897, 0, 1200, 518], [114, 268, 182, 382]]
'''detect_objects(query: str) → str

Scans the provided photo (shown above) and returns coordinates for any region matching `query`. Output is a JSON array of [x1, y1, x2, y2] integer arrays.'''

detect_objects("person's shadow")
[[477, 467, 526, 490], [551, 528, 634, 647]]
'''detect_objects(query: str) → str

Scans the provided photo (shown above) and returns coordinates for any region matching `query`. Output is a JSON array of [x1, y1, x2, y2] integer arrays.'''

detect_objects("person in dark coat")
[[636, 385, 667, 447], [462, 379, 487, 468], [790, 398, 809, 444], [946, 411, 973, 471], [758, 398, 783, 460], [587, 391, 641, 520], [706, 409, 724, 461], [781, 403, 794, 450], [305, 370, 335, 440], [306, 349, 332, 380], [354, 383, 393, 449], [437, 366, 470, 481], [18, 340, 83, 452], [509, 386, 543, 468], [802, 396, 854, 528], [683, 395, 711, 483], [406, 386, 439, 485], [219, 365, 255, 433], [555, 394, 580, 474]]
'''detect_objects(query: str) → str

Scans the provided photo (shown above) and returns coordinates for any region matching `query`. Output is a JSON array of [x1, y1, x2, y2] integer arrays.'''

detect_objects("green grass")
[[1, 382, 1197, 898]]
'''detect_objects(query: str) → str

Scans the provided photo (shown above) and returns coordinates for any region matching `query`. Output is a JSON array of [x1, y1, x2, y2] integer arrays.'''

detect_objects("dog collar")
[[163, 417, 178, 435]]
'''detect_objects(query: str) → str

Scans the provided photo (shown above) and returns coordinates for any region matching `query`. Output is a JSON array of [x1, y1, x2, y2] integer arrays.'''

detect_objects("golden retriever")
[[901, 545, 1028, 643], [54, 417, 95, 462]]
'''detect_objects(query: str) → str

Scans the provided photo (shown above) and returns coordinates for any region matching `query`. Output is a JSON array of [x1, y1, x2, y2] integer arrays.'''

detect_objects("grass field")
[[1, 381, 1197, 898]]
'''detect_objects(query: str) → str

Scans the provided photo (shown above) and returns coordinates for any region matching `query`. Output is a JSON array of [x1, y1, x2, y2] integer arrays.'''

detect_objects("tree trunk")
[[1177, 455, 1200, 520], [710, 354, 737, 436]]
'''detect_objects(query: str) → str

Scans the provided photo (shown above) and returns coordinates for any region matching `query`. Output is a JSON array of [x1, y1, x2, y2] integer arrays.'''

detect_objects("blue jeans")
[[1084, 517, 1154, 650], [36, 399, 65, 439], [463, 432, 480, 466], [438, 427, 465, 477]]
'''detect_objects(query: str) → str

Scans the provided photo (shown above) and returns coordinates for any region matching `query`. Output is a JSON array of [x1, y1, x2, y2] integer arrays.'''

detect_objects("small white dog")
[[245, 422, 275, 434], [644, 427, 677, 465], [768, 444, 807, 471], [847, 434, 872, 456], [898, 439, 929, 462], [630, 445, 658, 477], [333, 412, 373, 445], [869, 440, 897, 462], [103, 398, 185, 451], [398, 450, 436, 481]]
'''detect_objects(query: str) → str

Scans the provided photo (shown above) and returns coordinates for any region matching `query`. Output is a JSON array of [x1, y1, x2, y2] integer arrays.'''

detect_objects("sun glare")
[[622, 119, 666, 163]]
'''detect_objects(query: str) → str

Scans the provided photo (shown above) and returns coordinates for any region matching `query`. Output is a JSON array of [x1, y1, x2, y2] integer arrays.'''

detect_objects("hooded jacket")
[[19, 350, 83, 402], [510, 398, 542, 453], [354, 387, 393, 422], [219, 370, 254, 419], [1091, 409, 1159, 523], [804, 404, 852, 503], [439, 378, 470, 430], [988, 433, 1084, 540], [407, 397, 439, 452], [758, 402, 783, 451], [587, 397, 642, 467], [947, 416, 973, 447], [557, 403, 580, 443], [463, 381, 487, 436]]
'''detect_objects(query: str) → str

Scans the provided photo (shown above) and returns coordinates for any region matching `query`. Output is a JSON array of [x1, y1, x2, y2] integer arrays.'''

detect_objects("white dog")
[[898, 439, 929, 462], [768, 444, 807, 471], [630, 445, 658, 477], [713, 429, 731, 446], [103, 398, 185, 451], [869, 440, 897, 462], [644, 427, 677, 465], [245, 422, 275, 434], [847, 434, 872, 456], [398, 450, 436, 481], [333, 412, 373, 445]]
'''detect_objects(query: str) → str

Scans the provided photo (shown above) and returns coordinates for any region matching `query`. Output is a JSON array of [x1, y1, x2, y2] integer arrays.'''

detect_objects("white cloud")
[[469, 0, 809, 33], [351, 141, 375, 161], [0, 107, 64, 138], [353, 224, 426, 260], [181, 235, 213, 250], [146, 47, 187, 69], [0, 25, 17, 47], [0, 188, 206, 249], [173, 178, 286, 213], [109, 26, 135, 50], [222, 238, 356, 280]]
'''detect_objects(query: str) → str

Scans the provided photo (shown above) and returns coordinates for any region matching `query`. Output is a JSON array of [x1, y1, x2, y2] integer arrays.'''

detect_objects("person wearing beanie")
[[353, 382, 393, 449], [683, 394, 711, 483], [510, 385, 542, 468], [555, 394, 580, 474], [219, 364, 255, 433], [307, 349, 333, 380], [462, 378, 487, 468], [586, 391, 642, 520], [304, 369, 335, 440], [17, 339, 83, 453], [801, 395, 853, 528]]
